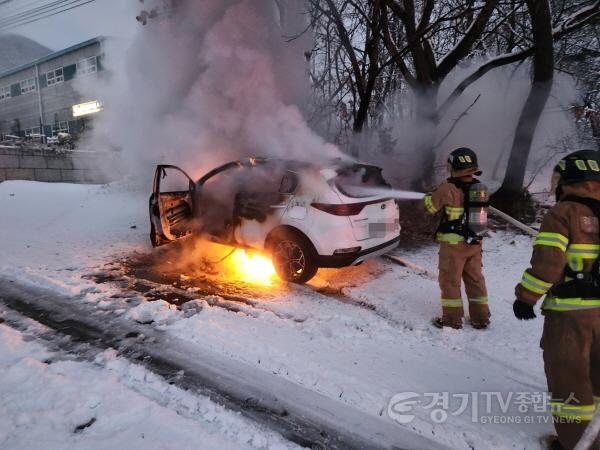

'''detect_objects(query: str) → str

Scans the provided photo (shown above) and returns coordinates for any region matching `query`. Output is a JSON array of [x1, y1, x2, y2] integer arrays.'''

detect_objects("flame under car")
[[149, 157, 401, 284]]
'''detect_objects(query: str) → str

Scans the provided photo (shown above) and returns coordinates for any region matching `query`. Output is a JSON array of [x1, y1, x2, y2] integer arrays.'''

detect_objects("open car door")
[[149, 165, 196, 247]]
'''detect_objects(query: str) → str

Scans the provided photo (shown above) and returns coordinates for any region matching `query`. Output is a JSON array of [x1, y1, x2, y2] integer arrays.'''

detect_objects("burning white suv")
[[149, 157, 400, 283]]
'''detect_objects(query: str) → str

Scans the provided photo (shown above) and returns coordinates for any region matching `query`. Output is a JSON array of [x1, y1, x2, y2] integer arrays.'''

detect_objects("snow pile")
[[127, 299, 180, 325]]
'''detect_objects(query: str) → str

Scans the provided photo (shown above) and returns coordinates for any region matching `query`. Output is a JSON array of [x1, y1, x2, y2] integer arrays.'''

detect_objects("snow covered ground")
[[0, 320, 298, 450], [0, 180, 554, 449]]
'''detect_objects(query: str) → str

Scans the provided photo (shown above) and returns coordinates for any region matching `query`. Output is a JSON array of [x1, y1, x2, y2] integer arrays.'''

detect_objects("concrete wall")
[[0, 147, 120, 184]]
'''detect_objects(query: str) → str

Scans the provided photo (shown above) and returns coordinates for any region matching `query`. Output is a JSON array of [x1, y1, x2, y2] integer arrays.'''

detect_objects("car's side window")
[[160, 167, 193, 193], [279, 171, 299, 194], [236, 164, 279, 194]]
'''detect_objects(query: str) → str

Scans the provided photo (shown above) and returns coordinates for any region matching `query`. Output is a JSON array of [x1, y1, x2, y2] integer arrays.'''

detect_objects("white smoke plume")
[[356, 64, 579, 192], [89, 0, 342, 180]]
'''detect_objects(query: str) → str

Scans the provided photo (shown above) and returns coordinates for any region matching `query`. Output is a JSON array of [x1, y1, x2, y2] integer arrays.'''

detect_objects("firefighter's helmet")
[[553, 150, 600, 186], [448, 147, 482, 176]]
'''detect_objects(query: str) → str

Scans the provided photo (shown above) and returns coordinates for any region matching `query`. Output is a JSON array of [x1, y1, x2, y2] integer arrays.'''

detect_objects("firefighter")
[[514, 150, 600, 450], [423, 147, 491, 330]]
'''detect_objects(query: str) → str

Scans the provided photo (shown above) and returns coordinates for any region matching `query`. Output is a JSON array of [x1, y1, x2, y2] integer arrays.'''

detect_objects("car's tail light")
[[311, 202, 365, 216], [311, 199, 390, 216]]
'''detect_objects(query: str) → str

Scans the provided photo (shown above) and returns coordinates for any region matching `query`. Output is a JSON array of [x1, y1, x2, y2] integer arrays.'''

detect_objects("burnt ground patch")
[[84, 236, 416, 328], [121, 239, 279, 299], [84, 238, 276, 305]]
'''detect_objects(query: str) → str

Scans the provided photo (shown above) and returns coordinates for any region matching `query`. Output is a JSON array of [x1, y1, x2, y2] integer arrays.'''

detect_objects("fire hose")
[[488, 206, 538, 236], [383, 205, 538, 279], [574, 407, 600, 450], [385, 206, 537, 274]]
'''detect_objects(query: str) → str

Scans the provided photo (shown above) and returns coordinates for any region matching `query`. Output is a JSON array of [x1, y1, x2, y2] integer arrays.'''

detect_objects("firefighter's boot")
[[432, 317, 463, 330], [544, 435, 565, 450]]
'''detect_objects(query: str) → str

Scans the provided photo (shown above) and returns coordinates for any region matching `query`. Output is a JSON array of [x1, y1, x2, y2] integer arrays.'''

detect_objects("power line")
[[0, 0, 97, 32], [0, 0, 51, 15], [0, 0, 94, 28], [0, 0, 87, 26]]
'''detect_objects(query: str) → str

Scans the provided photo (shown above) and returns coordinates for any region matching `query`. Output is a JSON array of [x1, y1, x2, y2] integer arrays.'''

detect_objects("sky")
[[0, 0, 138, 51]]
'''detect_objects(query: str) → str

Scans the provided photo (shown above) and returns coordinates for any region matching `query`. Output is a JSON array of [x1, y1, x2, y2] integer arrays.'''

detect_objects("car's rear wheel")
[[268, 230, 318, 284]]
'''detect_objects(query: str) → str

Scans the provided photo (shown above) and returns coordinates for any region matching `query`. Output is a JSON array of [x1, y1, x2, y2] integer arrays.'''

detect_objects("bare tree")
[[380, 0, 500, 179], [311, 1, 385, 138], [308, 0, 600, 190], [496, 0, 554, 200]]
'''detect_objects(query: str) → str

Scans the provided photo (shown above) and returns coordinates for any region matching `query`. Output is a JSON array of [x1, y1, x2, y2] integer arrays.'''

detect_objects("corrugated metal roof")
[[0, 36, 104, 80]]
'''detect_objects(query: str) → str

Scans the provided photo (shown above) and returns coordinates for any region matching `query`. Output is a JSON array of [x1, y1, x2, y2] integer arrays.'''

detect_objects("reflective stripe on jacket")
[[550, 401, 596, 421], [515, 183, 600, 312]]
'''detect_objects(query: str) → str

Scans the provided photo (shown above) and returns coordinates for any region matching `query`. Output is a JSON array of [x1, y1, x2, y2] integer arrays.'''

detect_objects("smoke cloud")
[[358, 63, 579, 192], [88, 0, 341, 181]]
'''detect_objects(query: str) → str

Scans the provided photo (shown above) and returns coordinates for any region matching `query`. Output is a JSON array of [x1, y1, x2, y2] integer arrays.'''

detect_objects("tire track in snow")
[[294, 283, 407, 329]]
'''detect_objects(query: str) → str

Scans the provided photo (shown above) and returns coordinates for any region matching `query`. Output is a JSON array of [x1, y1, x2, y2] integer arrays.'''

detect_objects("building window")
[[0, 86, 10, 100], [46, 67, 64, 86], [20, 77, 37, 94], [25, 127, 41, 136], [76, 56, 97, 76], [52, 121, 69, 136]]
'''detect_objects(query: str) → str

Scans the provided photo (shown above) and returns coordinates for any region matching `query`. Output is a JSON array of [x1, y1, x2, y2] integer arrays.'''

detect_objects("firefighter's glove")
[[513, 300, 536, 320]]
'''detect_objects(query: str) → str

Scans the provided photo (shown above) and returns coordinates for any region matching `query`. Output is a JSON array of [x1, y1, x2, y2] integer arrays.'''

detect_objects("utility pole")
[[34, 63, 45, 143]]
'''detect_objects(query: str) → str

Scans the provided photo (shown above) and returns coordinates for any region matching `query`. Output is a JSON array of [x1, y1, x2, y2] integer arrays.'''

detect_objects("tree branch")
[[435, 94, 481, 148], [438, 1, 600, 118], [417, 0, 434, 34], [320, 0, 366, 98], [435, 0, 499, 81], [380, 4, 417, 87]]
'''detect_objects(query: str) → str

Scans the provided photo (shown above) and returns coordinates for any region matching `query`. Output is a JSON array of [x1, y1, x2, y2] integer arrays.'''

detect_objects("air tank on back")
[[468, 183, 489, 236]]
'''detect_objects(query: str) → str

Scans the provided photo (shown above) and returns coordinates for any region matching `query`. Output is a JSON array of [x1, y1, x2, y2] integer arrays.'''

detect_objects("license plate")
[[368, 220, 399, 238]]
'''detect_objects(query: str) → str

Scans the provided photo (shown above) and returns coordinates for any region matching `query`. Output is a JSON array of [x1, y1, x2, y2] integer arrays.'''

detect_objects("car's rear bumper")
[[316, 235, 400, 268]]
